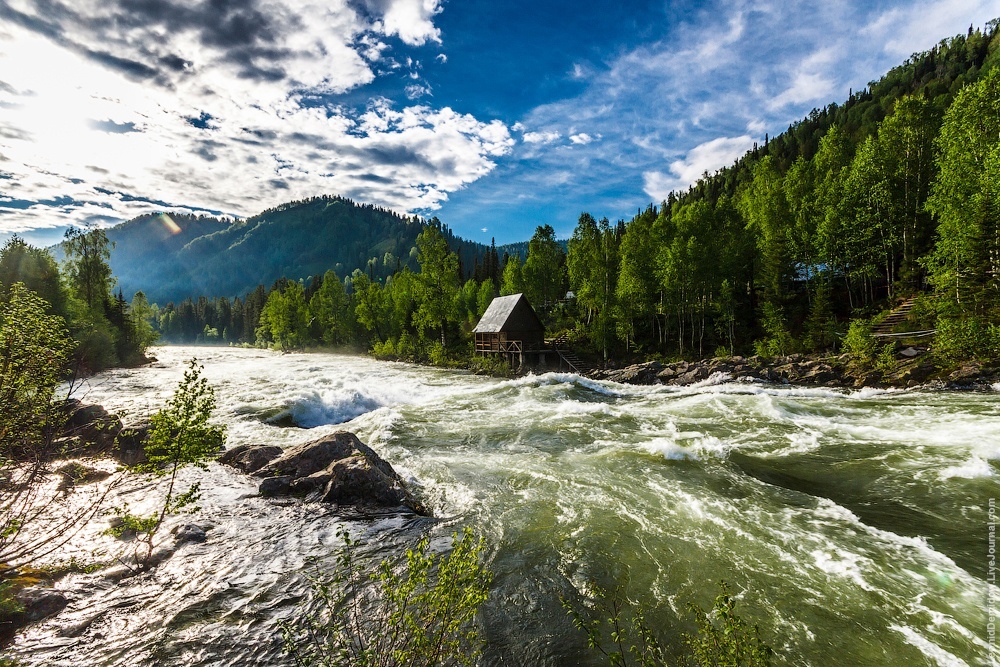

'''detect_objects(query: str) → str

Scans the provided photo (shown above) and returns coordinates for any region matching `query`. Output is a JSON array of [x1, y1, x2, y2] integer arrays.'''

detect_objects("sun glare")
[[159, 213, 182, 235]]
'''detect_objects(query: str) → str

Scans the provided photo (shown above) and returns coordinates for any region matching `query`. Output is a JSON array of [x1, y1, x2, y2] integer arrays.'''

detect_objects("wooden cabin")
[[473, 294, 545, 365]]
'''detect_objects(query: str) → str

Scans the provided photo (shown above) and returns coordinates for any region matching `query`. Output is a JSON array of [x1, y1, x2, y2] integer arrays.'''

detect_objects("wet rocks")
[[224, 432, 427, 515], [218, 443, 283, 474], [258, 475, 292, 497], [14, 587, 69, 622], [172, 523, 208, 544]]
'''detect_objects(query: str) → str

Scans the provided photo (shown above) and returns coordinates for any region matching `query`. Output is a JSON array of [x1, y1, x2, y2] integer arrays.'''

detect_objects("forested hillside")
[[69, 21, 1000, 371]]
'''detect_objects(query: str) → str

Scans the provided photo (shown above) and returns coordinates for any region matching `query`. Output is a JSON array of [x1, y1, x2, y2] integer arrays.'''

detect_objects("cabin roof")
[[473, 293, 544, 334]]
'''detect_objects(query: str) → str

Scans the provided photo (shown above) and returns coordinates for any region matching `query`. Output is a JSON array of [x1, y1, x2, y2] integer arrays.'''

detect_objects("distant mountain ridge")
[[102, 196, 511, 304]]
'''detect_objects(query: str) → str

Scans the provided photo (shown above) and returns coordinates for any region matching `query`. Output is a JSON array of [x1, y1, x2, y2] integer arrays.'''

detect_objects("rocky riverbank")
[[2, 407, 425, 647], [590, 350, 1000, 390]]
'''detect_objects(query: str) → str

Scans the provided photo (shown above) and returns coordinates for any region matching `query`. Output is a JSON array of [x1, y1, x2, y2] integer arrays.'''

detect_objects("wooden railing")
[[475, 339, 523, 354]]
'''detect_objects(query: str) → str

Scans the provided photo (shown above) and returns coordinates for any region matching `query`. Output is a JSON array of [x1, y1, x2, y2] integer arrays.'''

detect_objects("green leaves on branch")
[[0, 283, 74, 458], [282, 527, 492, 667], [565, 581, 773, 667], [112, 359, 224, 569]]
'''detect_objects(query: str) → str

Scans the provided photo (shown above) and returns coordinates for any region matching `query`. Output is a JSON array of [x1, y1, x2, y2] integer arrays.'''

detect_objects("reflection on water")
[[12, 346, 999, 666]]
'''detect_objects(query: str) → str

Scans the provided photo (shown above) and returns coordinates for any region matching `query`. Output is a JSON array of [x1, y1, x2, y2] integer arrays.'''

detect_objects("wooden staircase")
[[556, 350, 592, 375], [871, 297, 935, 338], [546, 332, 592, 375]]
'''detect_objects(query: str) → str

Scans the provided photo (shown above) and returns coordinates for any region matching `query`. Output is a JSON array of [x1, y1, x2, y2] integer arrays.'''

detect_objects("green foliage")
[[282, 527, 492, 667], [933, 317, 1000, 362], [0, 580, 23, 619], [257, 281, 310, 350], [753, 303, 794, 358], [844, 319, 876, 363], [566, 581, 773, 667], [467, 354, 516, 377], [925, 66, 1000, 349], [874, 342, 897, 374], [0, 237, 67, 317], [523, 224, 568, 308], [0, 283, 74, 459], [116, 359, 224, 569], [684, 583, 774, 667], [309, 271, 354, 346], [63, 225, 114, 312], [83, 22, 1000, 370], [414, 224, 460, 346], [500, 255, 525, 296], [568, 214, 621, 361]]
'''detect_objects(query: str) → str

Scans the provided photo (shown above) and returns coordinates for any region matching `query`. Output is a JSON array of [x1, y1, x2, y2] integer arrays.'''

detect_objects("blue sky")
[[0, 0, 998, 247]]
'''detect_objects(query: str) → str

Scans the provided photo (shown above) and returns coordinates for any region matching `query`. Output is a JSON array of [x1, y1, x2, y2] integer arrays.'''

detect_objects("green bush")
[[753, 303, 795, 358], [874, 342, 897, 373], [371, 338, 396, 359], [934, 317, 1000, 361], [108, 359, 225, 569], [566, 581, 773, 667], [467, 355, 516, 377], [844, 318, 876, 363], [282, 527, 492, 667]]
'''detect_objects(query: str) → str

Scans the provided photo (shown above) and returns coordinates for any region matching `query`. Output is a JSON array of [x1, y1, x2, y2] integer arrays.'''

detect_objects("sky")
[[0, 0, 998, 247]]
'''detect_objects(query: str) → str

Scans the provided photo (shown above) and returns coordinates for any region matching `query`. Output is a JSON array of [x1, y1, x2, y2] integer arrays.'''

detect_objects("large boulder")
[[218, 443, 283, 473], [246, 432, 427, 515]]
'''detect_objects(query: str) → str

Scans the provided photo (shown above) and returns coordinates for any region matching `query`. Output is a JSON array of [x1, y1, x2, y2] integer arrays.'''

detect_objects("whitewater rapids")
[[8, 346, 998, 666]]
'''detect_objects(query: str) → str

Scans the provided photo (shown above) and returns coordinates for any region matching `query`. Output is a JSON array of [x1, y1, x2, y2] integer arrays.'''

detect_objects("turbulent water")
[[9, 346, 999, 666]]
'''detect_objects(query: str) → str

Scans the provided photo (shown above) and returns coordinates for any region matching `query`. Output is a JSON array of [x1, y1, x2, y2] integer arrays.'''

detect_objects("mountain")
[[103, 196, 513, 304]]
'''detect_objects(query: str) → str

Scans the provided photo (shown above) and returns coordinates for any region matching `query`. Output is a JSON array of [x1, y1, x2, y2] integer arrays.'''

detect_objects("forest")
[[3, 22, 998, 373], [123, 22, 1000, 369]]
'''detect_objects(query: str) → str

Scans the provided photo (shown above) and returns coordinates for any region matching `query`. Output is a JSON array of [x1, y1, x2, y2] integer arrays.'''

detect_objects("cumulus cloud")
[[642, 135, 755, 201], [0, 0, 510, 233]]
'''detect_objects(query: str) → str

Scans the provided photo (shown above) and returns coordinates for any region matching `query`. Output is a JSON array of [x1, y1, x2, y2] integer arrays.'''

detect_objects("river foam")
[[20, 345, 998, 667]]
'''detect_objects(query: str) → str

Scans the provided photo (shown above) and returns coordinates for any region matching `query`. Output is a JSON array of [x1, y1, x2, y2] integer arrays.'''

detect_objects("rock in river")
[[223, 432, 427, 515]]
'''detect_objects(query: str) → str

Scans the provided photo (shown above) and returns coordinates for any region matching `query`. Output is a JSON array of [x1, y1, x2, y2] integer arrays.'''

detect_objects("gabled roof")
[[473, 293, 544, 333]]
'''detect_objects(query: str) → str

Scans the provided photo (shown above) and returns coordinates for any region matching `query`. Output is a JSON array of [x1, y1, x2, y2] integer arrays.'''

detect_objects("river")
[[8, 346, 999, 666]]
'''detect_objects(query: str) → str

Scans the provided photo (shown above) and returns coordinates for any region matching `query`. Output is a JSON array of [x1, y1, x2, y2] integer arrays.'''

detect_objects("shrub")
[[934, 317, 1000, 362], [282, 527, 492, 667], [467, 355, 516, 377], [0, 284, 106, 569], [566, 581, 773, 667], [753, 303, 795, 358], [108, 359, 225, 569], [844, 318, 876, 363]]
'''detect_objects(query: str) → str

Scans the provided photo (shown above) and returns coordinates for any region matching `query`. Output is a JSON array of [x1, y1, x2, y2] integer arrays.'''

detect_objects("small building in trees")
[[473, 293, 545, 366]]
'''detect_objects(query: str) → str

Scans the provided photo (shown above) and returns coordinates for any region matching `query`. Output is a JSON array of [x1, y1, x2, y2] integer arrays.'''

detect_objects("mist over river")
[[9, 346, 999, 666]]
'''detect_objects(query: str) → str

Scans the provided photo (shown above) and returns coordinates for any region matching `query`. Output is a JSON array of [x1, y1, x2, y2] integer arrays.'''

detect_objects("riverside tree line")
[[5, 24, 997, 371], [140, 27, 1000, 367]]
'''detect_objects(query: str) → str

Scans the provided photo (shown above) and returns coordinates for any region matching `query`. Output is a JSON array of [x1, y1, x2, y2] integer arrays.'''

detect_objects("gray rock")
[[219, 443, 283, 473], [15, 587, 69, 622], [173, 524, 207, 543], [252, 431, 426, 514], [259, 475, 292, 497]]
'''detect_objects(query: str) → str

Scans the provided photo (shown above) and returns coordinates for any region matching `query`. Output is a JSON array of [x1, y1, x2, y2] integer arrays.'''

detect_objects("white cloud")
[[864, 0, 997, 57], [642, 135, 756, 201], [377, 0, 443, 46], [768, 47, 838, 110], [569, 133, 596, 145], [405, 83, 432, 99], [436, 53, 447, 64], [0, 0, 510, 232], [522, 130, 561, 144]]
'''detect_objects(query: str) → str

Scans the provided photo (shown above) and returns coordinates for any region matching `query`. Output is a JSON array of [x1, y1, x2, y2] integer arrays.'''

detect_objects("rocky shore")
[[590, 350, 1000, 390], [2, 409, 425, 645]]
